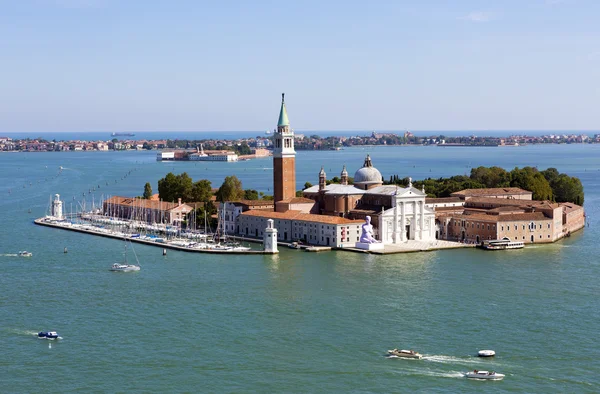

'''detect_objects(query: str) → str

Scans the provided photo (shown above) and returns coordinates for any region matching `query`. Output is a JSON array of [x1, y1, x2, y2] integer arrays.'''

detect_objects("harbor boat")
[[110, 263, 141, 272], [110, 238, 141, 272], [38, 331, 61, 340], [288, 242, 302, 249], [465, 370, 504, 380], [478, 349, 496, 357], [18, 251, 32, 257], [386, 349, 423, 359], [479, 237, 524, 250]]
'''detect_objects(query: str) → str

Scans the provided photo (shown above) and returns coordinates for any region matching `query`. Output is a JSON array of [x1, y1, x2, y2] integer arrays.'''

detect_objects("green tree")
[[143, 182, 153, 199], [157, 172, 194, 202], [551, 174, 584, 205], [541, 168, 560, 184], [216, 175, 244, 202], [191, 179, 213, 202], [303, 182, 313, 190], [510, 167, 553, 201], [244, 189, 259, 200]]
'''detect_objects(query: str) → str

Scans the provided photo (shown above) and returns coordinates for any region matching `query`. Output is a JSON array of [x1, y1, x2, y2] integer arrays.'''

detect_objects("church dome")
[[353, 155, 382, 184], [354, 167, 382, 183]]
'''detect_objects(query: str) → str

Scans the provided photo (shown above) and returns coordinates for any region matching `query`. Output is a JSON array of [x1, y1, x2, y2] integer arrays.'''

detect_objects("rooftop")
[[240, 210, 364, 225], [451, 187, 532, 197]]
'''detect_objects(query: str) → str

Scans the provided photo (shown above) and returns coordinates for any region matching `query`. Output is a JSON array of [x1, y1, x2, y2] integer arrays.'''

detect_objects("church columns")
[[420, 201, 425, 240], [413, 201, 417, 240], [400, 201, 406, 242], [393, 203, 398, 244]]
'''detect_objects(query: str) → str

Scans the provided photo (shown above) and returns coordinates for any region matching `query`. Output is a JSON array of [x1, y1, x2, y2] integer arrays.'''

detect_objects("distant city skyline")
[[1, 0, 598, 132]]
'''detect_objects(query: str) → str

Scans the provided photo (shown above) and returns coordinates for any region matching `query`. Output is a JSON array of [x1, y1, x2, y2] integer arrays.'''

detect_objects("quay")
[[33, 218, 272, 255]]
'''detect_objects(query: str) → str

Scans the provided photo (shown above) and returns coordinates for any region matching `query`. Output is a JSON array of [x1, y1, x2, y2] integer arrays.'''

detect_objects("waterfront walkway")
[[345, 239, 473, 254]]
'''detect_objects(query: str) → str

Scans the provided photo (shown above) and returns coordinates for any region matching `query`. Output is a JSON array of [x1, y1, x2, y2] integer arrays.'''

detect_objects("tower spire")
[[278, 92, 289, 127]]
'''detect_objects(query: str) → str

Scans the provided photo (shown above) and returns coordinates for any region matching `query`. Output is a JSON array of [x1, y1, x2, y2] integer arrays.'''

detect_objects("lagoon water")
[[1, 144, 599, 392]]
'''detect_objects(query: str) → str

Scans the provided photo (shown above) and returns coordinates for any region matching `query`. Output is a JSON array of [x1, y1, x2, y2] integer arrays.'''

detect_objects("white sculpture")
[[359, 216, 380, 244]]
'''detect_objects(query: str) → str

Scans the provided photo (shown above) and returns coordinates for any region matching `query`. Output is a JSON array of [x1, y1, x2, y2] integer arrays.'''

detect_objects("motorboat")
[[386, 349, 423, 359], [110, 263, 140, 272], [480, 237, 524, 250], [288, 242, 302, 249], [38, 331, 61, 340], [18, 251, 32, 257], [478, 349, 496, 357], [465, 370, 504, 380]]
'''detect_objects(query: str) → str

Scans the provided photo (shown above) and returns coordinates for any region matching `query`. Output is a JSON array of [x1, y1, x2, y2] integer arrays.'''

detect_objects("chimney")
[[178, 198, 182, 206]]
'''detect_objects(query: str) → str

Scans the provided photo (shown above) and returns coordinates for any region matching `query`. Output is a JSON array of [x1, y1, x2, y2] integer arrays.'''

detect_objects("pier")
[[34, 218, 272, 255]]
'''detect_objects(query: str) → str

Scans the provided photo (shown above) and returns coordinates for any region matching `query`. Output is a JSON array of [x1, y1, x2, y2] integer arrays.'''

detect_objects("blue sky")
[[0, 0, 598, 132]]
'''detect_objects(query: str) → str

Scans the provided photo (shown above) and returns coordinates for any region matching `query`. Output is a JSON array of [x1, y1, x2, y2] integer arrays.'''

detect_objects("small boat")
[[478, 349, 496, 357], [465, 370, 504, 380], [18, 251, 32, 257], [38, 331, 61, 340], [386, 349, 423, 359], [288, 242, 302, 249], [110, 238, 141, 272], [110, 263, 140, 272]]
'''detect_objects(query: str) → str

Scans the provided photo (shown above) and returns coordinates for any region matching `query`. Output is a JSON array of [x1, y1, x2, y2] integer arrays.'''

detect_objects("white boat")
[[478, 349, 496, 357], [110, 263, 141, 272], [18, 251, 32, 257], [465, 370, 504, 380], [480, 237, 524, 250], [110, 238, 141, 272], [386, 349, 422, 359], [38, 331, 61, 340]]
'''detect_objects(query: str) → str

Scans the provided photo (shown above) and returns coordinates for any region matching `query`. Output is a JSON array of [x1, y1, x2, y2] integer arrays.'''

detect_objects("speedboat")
[[109, 263, 140, 272], [465, 370, 504, 380], [38, 331, 61, 340], [18, 251, 32, 257], [478, 349, 496, 357], [386, 349, 423, 359]]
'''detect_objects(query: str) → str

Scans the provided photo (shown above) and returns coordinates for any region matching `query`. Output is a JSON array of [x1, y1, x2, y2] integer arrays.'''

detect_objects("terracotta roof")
[[230, 199, 274, 207], [449, 212, 549, 222], [276, 197, 315, 204], [103, 196, 191, 211], [559, 202, 584, 213], [240, 210, 363, 225], [465, 197, 560, 209], [426, 197, 463, 204], [452, 188, 532, 197]]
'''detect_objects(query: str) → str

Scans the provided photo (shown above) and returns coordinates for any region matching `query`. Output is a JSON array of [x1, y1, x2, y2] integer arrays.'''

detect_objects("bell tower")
[[273, 93, 296, 208]]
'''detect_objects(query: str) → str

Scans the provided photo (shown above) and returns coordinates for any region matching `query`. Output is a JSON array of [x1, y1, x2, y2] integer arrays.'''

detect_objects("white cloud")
[[459, 11, 493, 23]]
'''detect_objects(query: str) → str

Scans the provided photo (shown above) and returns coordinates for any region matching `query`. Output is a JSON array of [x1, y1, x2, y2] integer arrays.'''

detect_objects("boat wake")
[[399, 369, 465, 379], [423, 354, 507, 368], [5, 328, 38, 336], [0, 253, 18, 257]]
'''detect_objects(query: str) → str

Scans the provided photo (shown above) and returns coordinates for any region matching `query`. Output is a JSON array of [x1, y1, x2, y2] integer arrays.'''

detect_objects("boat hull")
[[465, 371, 504, 380]]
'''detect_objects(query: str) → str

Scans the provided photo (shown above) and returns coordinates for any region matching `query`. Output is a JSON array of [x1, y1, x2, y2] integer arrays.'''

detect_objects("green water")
[[1, 146, 599, 392]]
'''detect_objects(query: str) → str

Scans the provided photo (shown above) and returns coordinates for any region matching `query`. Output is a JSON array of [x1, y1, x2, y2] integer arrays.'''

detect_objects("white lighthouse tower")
[[51, 194, 64, 220], [263, 219, 278, 253]]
